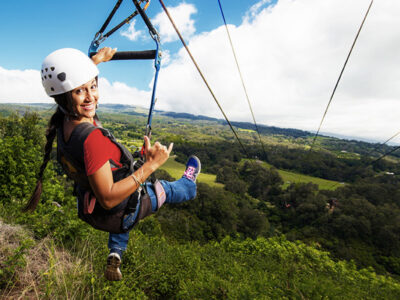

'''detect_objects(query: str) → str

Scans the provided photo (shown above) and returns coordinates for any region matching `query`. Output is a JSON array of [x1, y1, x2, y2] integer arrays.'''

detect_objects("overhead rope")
[[326, 136, 400, 191], [309, 0, 374, 152], [366, 129, 400, 157], [217, 0, 268, 160], [88, 0, 161, 158], [376, 131, 400, 149], [289, 0, 374, 188], [89, 0, 150, 53], [325, 143, 400, 190], [371, 145, 400, 165], [158, 0, 252, 160], [324, 130, 400, 191]]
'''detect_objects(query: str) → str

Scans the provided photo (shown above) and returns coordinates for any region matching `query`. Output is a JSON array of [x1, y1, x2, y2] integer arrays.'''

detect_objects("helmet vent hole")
[[45, 68, 48, 72], [44, 75, 47, 79], [51, 87, 55, 91], [51, 67, 55, 71], [41, 69, 43, 73], [48, 74, 52, 79], [57, 72, 66, 82]]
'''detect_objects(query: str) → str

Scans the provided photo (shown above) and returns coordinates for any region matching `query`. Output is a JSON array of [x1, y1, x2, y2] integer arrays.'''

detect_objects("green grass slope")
[[2, 216, 400, 299], [244, 159, 340, 190], [277, 168, 341, 190]]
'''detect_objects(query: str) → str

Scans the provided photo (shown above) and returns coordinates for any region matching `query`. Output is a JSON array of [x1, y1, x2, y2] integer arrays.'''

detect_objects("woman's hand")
[[144, 136, 173, 170], [91, 47, 117, 65]]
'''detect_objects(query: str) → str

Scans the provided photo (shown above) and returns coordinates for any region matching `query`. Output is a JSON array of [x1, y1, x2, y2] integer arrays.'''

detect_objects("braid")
[[24, 107, 64, 212]]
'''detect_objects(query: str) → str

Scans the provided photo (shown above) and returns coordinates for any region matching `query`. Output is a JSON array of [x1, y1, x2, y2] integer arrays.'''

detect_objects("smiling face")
[[70, 78, 99, 121]]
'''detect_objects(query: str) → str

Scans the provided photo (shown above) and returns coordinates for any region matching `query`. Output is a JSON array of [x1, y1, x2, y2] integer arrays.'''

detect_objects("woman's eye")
[[91, 85, 97, 90]]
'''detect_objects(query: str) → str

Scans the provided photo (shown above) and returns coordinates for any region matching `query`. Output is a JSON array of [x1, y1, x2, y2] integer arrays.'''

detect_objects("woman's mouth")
[[82, 103, 95, 111]]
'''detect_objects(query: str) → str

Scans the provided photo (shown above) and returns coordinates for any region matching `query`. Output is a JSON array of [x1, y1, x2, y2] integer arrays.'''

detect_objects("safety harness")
[[57, 1, 164, 233], [57, 121, 157, 234]]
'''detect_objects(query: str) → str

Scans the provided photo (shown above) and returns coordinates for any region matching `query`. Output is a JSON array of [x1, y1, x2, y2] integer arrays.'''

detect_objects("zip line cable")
[[371, 145, 400, 165], [309, 0, 374, 151], [377, 131, 400, 149], [289, 0, 374, 189], [217, 0, 268, 160], [158, 0, 252, 160], [326, 136, 400, 191], [324, 129, 400, 190], [366, 129, 400, 156]]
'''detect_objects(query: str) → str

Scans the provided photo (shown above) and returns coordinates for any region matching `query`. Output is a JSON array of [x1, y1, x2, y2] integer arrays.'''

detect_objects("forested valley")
[[1, 103, 400, 299]]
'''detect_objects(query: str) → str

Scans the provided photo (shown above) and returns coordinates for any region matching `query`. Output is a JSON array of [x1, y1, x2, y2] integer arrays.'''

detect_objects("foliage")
[[2, 105, 400, 298]]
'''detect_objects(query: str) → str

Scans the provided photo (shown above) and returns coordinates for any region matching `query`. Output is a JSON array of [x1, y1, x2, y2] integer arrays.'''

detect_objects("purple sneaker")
[[183, 155, 201, 182]]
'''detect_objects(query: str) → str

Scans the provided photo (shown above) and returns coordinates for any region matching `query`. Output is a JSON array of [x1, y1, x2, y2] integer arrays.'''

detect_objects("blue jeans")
[[108, 177, 196, 256]]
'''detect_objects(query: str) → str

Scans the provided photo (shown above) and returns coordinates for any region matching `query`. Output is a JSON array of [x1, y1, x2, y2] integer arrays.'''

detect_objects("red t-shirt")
[[83, 129, 122, 176]]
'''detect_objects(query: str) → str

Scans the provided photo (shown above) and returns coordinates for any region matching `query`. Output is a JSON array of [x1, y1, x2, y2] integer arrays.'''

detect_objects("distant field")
[[162, 157, 340, 190], [162, 156, 340, 190], [244, 160, 341, 190], [278, 169, 342, 190], [160, 156, 224, 188], [238, 128, 256, 133]]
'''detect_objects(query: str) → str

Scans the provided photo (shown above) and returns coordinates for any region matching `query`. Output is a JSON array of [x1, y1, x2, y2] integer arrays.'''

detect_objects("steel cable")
[[158, 0, 253, 160], [309, 0, 374, 152], [217, 0, 268, 160]]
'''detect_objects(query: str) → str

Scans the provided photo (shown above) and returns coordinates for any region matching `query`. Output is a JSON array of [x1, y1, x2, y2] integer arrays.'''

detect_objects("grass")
[[160, 156, 223, 188], [162, 157, 340, 191], [238, 128, 256, 133], [162, 155, 340, 190], [245, 159, 341, 190], [278, 168, 342, 190]]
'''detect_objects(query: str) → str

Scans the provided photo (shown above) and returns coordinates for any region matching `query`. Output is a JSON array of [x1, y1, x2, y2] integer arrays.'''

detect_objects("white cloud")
[[244, 0, 273, 23], [120, 19, 144, 41], [0, 66, 150, 107], [161, 49, 171, 66], [1, 0, 400, 143], [153, 3, 197, 43], [154, 0, 400, 142], [98, 77, 150, 106], [0, 67, 50, 102]]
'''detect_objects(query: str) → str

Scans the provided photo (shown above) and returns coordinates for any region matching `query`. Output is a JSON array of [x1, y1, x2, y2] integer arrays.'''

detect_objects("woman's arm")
[[88, 136, 173, 210]]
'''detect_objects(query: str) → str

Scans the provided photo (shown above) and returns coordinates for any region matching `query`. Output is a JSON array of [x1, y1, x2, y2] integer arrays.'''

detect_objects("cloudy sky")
[[0, 0, 399, 142]]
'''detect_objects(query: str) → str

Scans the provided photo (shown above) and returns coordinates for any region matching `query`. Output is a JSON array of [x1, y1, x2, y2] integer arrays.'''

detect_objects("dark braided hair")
[[24, 93, 71, 211], [24, 76, 99, 211]]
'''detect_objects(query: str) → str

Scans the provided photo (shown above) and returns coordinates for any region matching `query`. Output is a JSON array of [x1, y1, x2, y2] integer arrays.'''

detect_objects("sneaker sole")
[[105, 255, 122, 281]]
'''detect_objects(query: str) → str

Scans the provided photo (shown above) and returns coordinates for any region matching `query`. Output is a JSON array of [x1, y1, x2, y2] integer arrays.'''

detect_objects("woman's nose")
[[86, 89, 96, 101]]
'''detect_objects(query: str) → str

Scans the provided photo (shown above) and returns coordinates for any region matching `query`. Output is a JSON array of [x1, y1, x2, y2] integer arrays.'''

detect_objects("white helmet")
[[41, 48, 99, 96]]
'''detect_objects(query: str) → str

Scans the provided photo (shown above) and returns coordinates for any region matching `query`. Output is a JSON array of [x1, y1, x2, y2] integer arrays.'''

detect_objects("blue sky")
[[1, 0, 400, 142], [0, 0, 263, 88]]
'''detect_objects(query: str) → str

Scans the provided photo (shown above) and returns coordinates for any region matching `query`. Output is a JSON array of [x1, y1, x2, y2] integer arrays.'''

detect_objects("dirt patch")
[[0, 220, 90, 299]]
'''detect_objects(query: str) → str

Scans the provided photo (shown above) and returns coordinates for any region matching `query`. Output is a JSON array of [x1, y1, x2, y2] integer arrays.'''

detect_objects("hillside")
[[2, 218, 400, 299], [5, 103, 398, 160], [1, 104, 400, 298]]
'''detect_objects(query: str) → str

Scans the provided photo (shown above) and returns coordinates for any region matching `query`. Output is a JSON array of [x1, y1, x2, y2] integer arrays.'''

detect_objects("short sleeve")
[[84, 129, 118, 175]]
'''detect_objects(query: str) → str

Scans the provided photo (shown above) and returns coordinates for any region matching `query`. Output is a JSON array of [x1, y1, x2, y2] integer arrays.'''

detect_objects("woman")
[[26, 47, 201, 281]]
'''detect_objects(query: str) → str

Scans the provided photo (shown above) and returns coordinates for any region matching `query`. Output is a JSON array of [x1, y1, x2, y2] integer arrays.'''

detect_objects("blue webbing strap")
[[145, 35, 161, 138]]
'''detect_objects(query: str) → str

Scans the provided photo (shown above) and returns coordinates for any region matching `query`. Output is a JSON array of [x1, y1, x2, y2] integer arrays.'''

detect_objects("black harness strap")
[[99, 0, 123, 35], [132, 0, 158, 37], [57, 122, 145, 233], [89, 0, 150, 52]]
